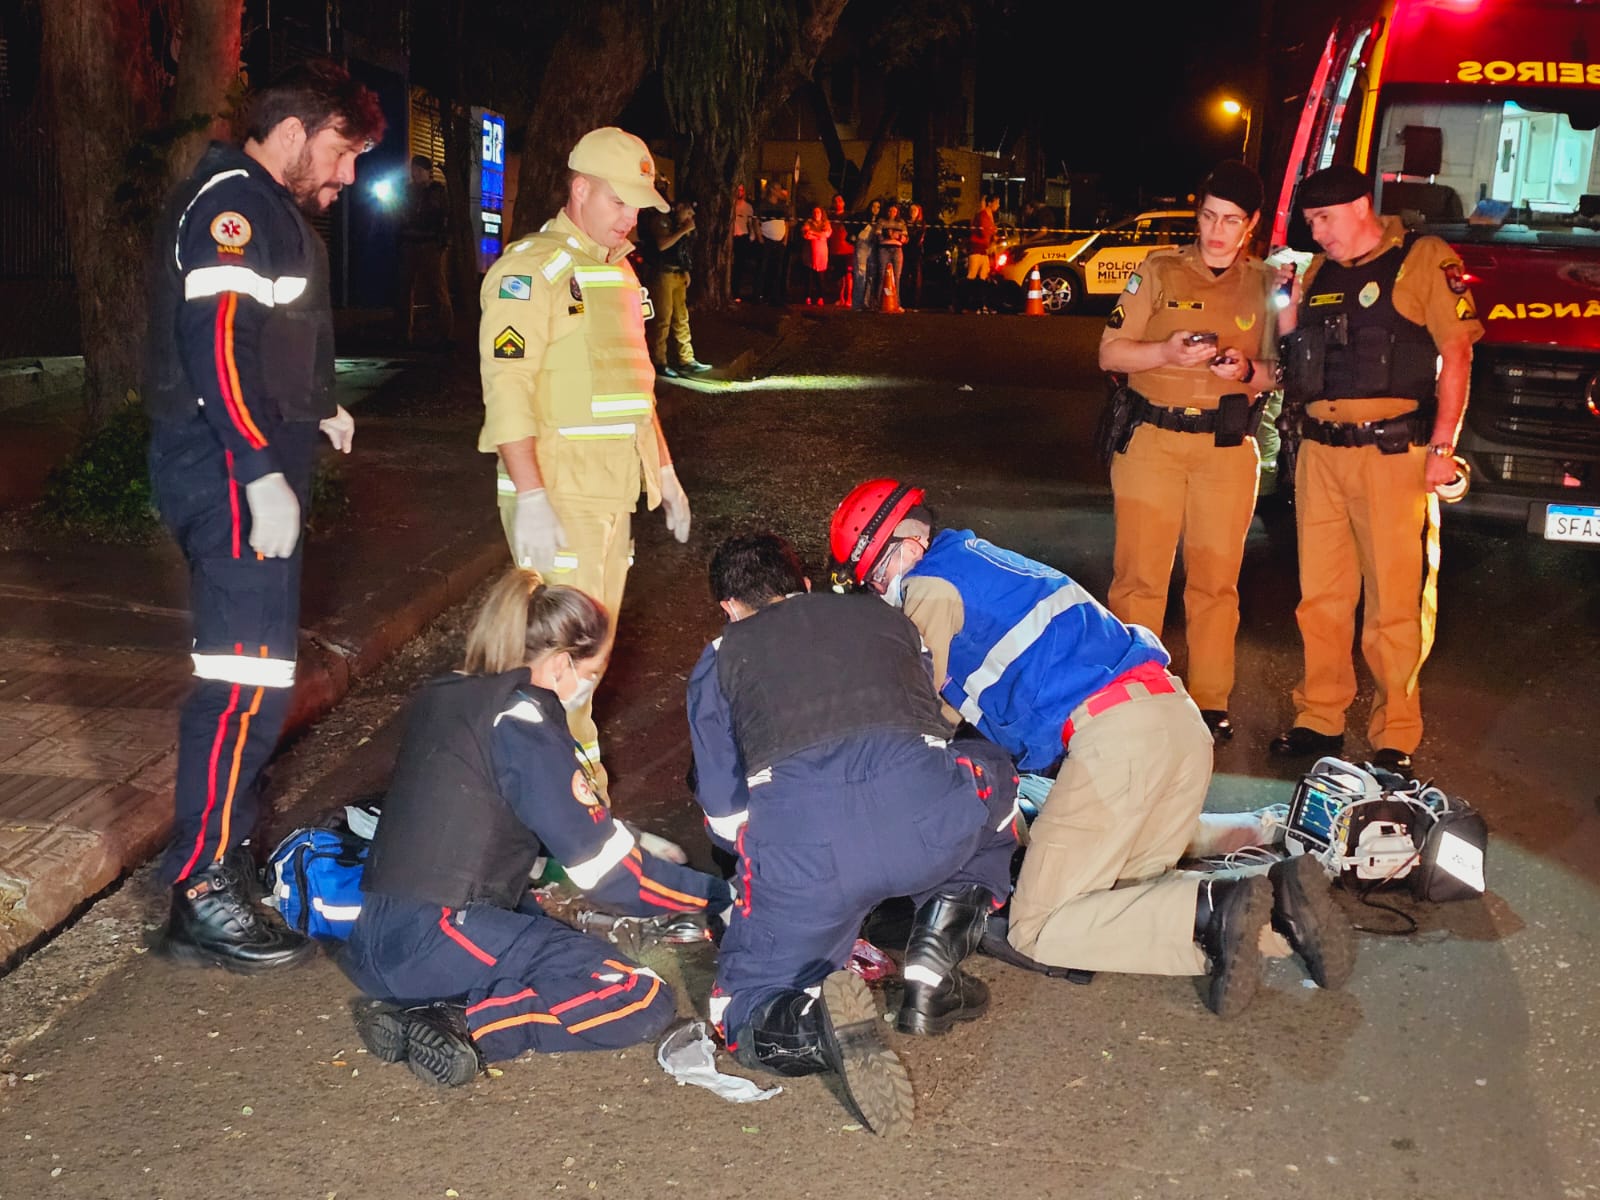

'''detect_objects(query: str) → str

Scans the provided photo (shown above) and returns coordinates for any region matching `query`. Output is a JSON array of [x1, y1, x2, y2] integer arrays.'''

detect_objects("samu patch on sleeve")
[[498, 274, 533, 301], [492, 326, 526, 359], [1107, 304, 1126, 330], [210, 212, 251, 249]]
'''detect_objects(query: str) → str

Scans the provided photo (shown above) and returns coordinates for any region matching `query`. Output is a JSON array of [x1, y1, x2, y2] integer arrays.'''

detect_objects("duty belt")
[[1301, 414, 1425, 449], [1060, 660, 1178, 748], [1133, 395, 1219, 435]]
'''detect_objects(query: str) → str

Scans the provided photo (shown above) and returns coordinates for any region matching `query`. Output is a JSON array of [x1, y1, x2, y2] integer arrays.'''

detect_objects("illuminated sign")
[[1486, 300, 1600, 320], [473, 108, 507, 271]]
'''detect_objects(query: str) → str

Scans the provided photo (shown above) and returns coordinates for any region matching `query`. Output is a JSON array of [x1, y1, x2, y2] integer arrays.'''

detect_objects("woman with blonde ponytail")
[[337, 568, 731, 1088]]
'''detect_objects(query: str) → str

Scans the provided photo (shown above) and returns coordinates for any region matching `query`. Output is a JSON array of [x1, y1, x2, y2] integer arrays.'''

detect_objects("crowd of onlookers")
[[729, 182, 1014, 313]]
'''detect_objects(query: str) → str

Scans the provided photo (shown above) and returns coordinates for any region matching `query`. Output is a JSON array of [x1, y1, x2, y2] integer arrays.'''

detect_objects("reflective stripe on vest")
[[572, 266, 630, 288], [557, 422, 637, 439], [955, 581, 1097, 727]]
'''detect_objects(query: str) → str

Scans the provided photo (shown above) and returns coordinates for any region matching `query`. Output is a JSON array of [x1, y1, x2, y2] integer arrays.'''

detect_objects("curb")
[[0, 525, 509, 970]]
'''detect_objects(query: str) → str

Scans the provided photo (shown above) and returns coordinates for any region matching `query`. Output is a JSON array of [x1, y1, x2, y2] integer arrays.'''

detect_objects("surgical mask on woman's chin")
[[561, 665, 599, 712], [881, 572, 906, 608]]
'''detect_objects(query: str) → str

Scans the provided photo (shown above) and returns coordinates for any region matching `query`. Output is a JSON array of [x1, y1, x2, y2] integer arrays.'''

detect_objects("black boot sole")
[[1271, 855, 1357, 990], [1205, 875, 1273, 1018], [354, 1006, 410, 1064], [405, 1018, 481, 1088], [156, 931, 317, 975], [895, 972, 990, 1037], [820, 970, 914, 1136]]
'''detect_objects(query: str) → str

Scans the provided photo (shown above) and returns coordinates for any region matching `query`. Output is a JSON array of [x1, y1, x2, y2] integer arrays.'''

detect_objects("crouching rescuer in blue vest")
[[828, 481, 1357, 1017], [339, 569, 731, 1087], [688, 533, 1020, 1135]]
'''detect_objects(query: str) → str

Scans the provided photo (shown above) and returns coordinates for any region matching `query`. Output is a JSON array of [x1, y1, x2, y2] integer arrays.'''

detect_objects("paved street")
[[2, 310, 1598, 1200]]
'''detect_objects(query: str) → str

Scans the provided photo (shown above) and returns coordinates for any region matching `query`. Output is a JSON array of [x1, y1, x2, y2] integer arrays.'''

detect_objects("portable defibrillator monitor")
[[1285, 757, 1488, 902]]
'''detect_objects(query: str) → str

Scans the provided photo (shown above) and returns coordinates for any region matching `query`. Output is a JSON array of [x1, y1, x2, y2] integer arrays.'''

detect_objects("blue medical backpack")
[[264, 826, 369, 941]]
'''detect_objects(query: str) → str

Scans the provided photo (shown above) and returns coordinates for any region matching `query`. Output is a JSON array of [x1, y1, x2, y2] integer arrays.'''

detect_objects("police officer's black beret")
[[1199, 161, 1263, 215], [1297, 165, 1372, 209]]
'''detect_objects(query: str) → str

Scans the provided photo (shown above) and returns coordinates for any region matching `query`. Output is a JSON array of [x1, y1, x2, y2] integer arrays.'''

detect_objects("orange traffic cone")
[[879, 261, 903, 313], [1025, 265, 1046, 316]]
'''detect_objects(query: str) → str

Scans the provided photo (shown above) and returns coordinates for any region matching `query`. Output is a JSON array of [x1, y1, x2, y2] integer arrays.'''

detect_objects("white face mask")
[[559, 657, 599, 712], [882, 571, 907, 609]]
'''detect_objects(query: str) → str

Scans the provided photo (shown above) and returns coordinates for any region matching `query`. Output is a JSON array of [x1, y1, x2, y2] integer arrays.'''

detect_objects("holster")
[[1094, 381, 1140, 468], [1212, 393, 1251, 448]]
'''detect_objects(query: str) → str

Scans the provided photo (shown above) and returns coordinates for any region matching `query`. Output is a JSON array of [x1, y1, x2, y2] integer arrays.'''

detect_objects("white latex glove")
[[637, 830, 688, 864], [244, 472, 301, 559], [319, 405, 355, 453], [659, 465, 692, 543], [512, 487, 566, 571]]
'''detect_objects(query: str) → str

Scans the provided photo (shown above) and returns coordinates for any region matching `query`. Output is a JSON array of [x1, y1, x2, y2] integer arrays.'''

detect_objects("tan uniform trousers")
[[497, 488, 633, 790], [1007, 683, 1213, 976], [1292, 440, 1427, 753], [1108, 424, 1260, 711], [650, 270, 695, 367]]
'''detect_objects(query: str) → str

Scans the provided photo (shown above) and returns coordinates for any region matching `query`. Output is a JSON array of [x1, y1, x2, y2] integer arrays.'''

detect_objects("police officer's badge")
[[1234, 313, 1257, 331], [1442, 261, 1469, 295], [493, 326, 526, 358], [1358, 281, 1381, 308], [499, 274, 532, 301]]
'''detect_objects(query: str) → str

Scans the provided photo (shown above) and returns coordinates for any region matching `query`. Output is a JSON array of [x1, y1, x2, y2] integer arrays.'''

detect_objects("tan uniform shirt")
[[1302, 215, 1484, 423], [902, 575, 966, 730], [1101, 243, 1277, 410], [478, 210, 663, 515]]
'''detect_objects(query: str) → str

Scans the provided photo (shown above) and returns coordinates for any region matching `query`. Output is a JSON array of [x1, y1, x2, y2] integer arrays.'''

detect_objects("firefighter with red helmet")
[[827, 480, 1357, 1015]]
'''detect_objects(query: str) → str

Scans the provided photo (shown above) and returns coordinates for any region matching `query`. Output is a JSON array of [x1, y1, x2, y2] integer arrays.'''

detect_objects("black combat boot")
[[161, 861, 315, 974], [732, 970, 914, 1135], [1269, 855, 1357, 990], [399, 1002, 483, 1088], [897, 884, 993, 1036], [1193, 874, 1273, 1018]]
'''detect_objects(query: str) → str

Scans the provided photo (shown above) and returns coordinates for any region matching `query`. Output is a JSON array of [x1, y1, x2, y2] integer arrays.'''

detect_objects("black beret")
[[1199, 160, 1263, 215], [1298, 165, 1372, 209]]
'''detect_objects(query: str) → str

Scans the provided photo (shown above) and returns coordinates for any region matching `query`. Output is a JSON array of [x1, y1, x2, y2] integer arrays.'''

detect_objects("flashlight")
[[371, 177, 397, 206]]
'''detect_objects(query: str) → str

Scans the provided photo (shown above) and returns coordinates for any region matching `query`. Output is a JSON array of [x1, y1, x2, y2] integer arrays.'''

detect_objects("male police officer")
[[689, 533, 1019, 1134], [1272, 166, 1482, 777], [144, 61, 384, 969], [829, 481, 1356, 1015], [478, 127, 693, 787], [1099, 162, 1279, 743]]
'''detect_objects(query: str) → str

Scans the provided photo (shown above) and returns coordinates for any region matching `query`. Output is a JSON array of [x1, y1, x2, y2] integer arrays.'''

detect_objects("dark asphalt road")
[[2, 311, 1598, 1200]]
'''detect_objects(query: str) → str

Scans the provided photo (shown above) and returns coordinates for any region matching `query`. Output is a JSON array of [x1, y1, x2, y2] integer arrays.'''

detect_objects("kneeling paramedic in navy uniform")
[[144, 62, 384, 971], [828, 481, 1357, 1016], [689, 533, 1019, 1135], [341, 570, 732, 1087]]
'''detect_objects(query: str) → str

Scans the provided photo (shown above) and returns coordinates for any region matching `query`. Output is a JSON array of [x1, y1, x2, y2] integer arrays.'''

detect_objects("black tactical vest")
[[716, 592, 951, 773], [1300, 232, 1439, 414], [362, 671, 546, 910], [144, 143, 336, 427]]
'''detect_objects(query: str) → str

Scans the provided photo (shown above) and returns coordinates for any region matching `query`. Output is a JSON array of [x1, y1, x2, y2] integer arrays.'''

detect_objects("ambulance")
[[1273, 0, 1600, 540]]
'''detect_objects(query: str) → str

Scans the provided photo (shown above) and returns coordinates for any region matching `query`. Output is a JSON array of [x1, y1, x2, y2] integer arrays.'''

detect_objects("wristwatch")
[[1240, 358, 1256, 385], [1427, 442, 1455, 458]]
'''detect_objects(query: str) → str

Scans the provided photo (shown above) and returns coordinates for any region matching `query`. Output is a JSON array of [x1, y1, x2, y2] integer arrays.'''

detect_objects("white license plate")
[[1543, 503, 1600, 543]]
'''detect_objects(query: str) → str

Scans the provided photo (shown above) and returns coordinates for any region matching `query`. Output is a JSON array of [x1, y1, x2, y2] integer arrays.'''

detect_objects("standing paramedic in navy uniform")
[[688, 533, 1020, 1136], [143, 62, 384, 971], [1271, 166, 1482, 777], [343, 570, 730, 1088]]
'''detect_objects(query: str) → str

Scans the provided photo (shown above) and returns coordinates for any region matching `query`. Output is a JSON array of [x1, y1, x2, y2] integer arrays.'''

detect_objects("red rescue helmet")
[[828, 478, 926, 587]]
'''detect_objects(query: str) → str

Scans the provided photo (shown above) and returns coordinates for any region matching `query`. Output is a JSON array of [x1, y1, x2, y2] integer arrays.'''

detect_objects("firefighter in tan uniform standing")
[[1099, 163, 1279, 743], [477, 127, 693, 786], [1271, 165, 1481, 778]]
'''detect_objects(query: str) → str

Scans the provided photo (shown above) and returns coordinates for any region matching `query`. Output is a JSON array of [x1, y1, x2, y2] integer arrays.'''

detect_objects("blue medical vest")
[[910, 530, 1168, 770]]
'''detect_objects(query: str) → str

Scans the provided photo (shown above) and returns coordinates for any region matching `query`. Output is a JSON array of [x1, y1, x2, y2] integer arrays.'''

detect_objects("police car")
[[994, 209, 1195, 313]]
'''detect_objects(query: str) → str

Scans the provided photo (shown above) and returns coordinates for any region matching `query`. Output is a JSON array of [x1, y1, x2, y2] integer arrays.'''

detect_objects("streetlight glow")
[[1218, 97, 1253, 166], [1221, 98, 1243, 116]]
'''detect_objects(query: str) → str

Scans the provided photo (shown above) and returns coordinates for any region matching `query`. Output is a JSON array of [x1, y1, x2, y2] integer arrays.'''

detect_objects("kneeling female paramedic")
[[340, 569, 731, 1087]]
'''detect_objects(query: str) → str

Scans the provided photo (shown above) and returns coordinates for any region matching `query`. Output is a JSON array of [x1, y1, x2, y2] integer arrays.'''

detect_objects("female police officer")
[[1098, 162, 1280, 743], [342, 569, 731, 1087]]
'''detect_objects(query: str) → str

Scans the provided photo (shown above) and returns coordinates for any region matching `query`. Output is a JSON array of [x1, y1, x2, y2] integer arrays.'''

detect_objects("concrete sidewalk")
[[0, 305, 790, 969]]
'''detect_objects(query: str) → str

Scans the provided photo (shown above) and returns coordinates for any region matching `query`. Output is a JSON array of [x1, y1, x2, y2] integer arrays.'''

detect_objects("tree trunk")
[[41, 0, 241, 431], [804, 78, 850, 195], [442, 0, 478, 341], [508, 0, 650, 241], [169, 0, 243, 175], [848, 96, 901, 211]]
